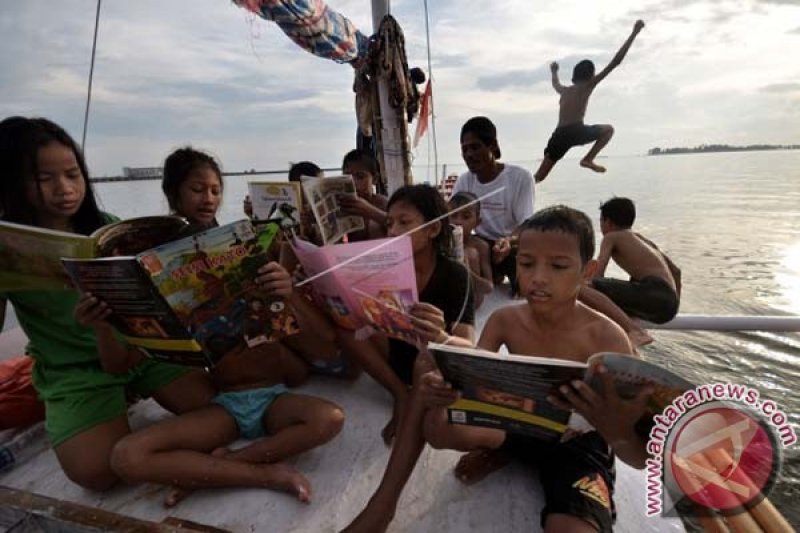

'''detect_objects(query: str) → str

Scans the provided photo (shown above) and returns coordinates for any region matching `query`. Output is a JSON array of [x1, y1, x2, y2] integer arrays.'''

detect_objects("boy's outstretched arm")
[[592, 20, 645, 86], [550, 62, 565, 94]]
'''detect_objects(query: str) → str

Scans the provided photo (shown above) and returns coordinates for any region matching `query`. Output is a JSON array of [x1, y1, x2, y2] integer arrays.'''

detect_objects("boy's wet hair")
[[388, 184, 454, 258], [0, 116, 106, 234], [460, 116, 501, 159], [288, 161, 322, 182], [572, 60, 595, 83], [599, 197, 636, 229], [162, 147, 223, 213], [342, 148, 379, 178], [518, 205, 595, 264], [448, 191, 481, 218]]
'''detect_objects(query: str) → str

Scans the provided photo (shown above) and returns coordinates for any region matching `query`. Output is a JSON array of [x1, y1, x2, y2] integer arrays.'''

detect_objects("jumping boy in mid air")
[[535, 20, 645, 183], [343, 206, 653, 533], [448, 191, 494, 308]]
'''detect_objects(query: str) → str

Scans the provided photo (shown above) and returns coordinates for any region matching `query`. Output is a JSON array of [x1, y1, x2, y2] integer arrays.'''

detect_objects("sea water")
[[9, 149, 800, 524]]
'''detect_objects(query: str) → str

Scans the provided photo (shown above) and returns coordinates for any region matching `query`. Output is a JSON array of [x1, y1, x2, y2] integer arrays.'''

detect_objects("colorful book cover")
[[247, 181, 303, 229], [137, 220, 300, 360], [292, 236, 418, 342], [301, 175, 365, 244], [0, 216, 187, 292]]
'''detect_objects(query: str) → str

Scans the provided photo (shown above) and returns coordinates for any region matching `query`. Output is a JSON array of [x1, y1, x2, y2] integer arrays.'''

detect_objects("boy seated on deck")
[[76, 262, 344, 506], [448, 191, 494, 309], [578, 197, 681, 347], [343, 206, 653, 533]]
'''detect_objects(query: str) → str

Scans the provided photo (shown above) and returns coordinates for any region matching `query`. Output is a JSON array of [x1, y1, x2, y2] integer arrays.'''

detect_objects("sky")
[[1, 0, 799, 177]]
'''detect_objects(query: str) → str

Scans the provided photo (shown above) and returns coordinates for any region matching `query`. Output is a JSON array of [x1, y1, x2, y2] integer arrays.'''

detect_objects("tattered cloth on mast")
[[232, 0, 369, 63]]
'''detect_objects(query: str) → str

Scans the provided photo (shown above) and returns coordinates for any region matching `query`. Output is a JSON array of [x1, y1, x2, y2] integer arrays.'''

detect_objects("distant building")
[[122, 167, 162, 179]]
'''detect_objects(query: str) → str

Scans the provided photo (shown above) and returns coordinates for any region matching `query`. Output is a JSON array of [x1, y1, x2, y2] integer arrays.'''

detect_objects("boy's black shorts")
[[591, 275, 679, 324], [544, 123, 605, 162], [502, 431, 616, 532]]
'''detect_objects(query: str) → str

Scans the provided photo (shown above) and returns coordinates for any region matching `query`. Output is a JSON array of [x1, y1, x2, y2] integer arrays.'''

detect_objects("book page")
[[431, 344, 587, 441], [301, 175, 365, 244], [91, 216, 189, 257], [248, 181, 303, 228], [0, 221, 96, 291], [322, 236, 418, 342], [137, 220, 299, 363]]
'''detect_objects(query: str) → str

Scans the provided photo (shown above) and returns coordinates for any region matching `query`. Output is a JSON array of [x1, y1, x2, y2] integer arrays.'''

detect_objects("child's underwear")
[[502, 431, 615, 533], [544, 123, 604, 161], [591, 275, 679, 324], [213, 384, 289, 439]]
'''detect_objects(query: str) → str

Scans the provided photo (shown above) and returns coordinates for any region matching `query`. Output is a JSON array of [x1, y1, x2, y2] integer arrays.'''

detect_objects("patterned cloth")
[[232, 0, 369, 63]]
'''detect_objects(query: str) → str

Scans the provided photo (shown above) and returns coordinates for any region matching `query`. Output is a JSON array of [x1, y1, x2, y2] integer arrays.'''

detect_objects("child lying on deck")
[[343, 206, 653, 533], [76, 261, 344, 506]]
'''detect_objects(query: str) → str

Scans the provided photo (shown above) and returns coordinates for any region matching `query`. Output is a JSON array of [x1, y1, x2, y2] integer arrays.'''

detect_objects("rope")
[[81, 0, 102, 152]]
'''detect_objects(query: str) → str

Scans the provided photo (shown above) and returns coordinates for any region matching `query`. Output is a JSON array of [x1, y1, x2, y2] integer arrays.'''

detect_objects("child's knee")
[[109, 435, 150, 482], [311, 404, 345, 443], [422, 411, 451, 449]]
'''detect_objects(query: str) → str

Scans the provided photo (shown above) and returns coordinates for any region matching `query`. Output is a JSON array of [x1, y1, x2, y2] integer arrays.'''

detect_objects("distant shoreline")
[[647, 144, 800, 156]]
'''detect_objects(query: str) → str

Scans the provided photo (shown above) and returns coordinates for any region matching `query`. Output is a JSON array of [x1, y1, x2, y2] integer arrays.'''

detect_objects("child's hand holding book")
[[419, 370, 460, 409], [256, 262, 293, 298], [73, 292, 113, 331]]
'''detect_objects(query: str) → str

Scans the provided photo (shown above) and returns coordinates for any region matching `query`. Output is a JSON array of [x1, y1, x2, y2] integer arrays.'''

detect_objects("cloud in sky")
[[1, 0, 799, 177]]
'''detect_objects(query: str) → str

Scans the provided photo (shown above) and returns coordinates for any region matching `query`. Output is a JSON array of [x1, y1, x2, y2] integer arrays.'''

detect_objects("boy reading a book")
[[78, 261, 344, 505], [448, 191, 494, 309], [343, 206, 652, 533]]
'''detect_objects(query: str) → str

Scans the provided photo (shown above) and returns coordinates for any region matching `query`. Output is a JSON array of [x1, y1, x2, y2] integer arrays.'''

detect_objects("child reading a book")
[[162, 147, 223, 229], [336, 184, 475, 445], [338, 149, 388, 241], [448, 191, 494, 309], [107, 260, 344, 505], [343, 206, 652, 533], [0, 116, 215, 491]]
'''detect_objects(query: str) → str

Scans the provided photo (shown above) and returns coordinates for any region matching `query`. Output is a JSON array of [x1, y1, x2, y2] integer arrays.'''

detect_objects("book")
[[300, 175, 365, 244], [430, 344, 694, 442], [292, 236, 419, 342], [62, 220, 300, 367], [0, 216, 189, 292], [247, 181, 304, 229]]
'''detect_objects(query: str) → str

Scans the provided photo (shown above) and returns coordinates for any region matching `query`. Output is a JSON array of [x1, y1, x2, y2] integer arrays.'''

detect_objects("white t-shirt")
[[451, 164, 535, 240]]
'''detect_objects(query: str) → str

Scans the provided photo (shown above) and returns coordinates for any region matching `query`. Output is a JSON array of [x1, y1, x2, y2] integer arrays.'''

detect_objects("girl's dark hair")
[[162, 147, 223, 212], [388, 184, 453, 258], [342, 148, 379, 177], [460, 116, 501, 159], [288, 161, 322, 182], [518, 205, 595, 264], [0, 116, 106, 234]]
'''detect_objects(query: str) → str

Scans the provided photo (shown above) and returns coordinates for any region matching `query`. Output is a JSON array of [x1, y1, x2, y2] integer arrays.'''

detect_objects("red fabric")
[[413, 80, 432, 148], [0, 356, 45, 430]]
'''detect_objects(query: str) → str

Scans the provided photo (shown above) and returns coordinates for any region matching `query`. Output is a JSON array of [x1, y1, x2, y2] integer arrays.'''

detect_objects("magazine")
[[62, 220, 300, 367], [247, 181, 303, 229], [430, 344, 694, 442], [301, 175, 365, 244], [292, 236, 418, 342], [0, 216, 188, 292]]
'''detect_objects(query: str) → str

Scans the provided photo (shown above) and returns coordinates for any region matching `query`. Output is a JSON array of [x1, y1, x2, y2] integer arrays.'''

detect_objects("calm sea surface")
[[18, 150, 800, 524]]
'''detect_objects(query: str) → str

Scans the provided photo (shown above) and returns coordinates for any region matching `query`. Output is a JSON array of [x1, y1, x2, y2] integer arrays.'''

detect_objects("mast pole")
[[81, 0, 102, 152], [371, 0, 412, 194]]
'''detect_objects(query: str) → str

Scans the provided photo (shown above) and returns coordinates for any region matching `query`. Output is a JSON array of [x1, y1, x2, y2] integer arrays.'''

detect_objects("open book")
[[0, 216, 188, 292], [292, 236, 418, 342], [430, 344, 694, 442], [301, 175, 365, 244], [62, 220, 300, 367], [247, 181, 303, 229]]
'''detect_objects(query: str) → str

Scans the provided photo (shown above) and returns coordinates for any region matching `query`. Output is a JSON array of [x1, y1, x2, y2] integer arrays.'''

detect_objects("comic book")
[[292, 236, 418, 342], [62, 220, 299, 367], [300, 175, 365, 244], [430, 344, 694, 442], [247, 181, 304, 229], [0, 216, 188, 291]]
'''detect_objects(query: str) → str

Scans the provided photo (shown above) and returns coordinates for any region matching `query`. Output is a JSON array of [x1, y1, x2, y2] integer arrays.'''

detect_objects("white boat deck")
[[0, 291, 685, 532]]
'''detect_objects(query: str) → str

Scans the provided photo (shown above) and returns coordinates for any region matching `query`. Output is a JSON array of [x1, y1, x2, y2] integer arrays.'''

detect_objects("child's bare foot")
[[264, 462, 312, 503], [628, 327, 654, 347], [381, 396, 407, 447], [580, 159, 606, 173], [454, 448, 510, 485], [341, 501, 394, 533], [163, 447, 229, 507]]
